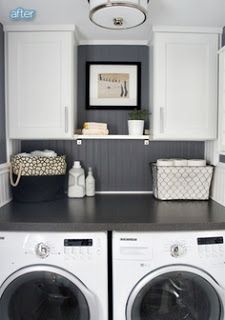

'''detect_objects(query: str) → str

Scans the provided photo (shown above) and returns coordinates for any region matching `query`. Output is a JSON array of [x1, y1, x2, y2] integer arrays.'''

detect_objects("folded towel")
[[30, 150, 57, 157], [157, 159, 174, 167], [173, 159, 188, 167], [82, 128, 109, 135], [83, 122, 108, 130], [188, 159, 206, 167]]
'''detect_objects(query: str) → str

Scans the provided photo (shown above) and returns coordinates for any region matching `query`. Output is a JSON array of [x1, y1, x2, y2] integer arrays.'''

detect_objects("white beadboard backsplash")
[[211, 163, 225, 206], [0, 163, 11, 207]]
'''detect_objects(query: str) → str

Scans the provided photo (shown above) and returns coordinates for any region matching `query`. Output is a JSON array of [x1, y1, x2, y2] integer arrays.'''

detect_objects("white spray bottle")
[[86, 167, 95, 197]]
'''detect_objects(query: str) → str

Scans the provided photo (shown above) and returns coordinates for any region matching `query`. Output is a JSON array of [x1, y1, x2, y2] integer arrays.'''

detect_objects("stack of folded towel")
[[82, 122, 109, 135], [156, 159, 207, 167]]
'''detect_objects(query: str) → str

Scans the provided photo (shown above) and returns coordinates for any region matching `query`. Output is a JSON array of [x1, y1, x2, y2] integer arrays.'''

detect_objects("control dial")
[[36, 243, 50, 259], [170, 244, 186, 258]]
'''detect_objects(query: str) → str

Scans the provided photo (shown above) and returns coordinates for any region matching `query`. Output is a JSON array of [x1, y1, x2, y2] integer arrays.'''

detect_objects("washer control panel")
[[63, 238, 101, 260], [24, 235, 102, 261], [197, 236, 224, 259]]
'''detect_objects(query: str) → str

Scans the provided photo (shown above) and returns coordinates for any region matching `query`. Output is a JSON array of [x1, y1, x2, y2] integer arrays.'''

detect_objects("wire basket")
[[152, 163, 214, 200]]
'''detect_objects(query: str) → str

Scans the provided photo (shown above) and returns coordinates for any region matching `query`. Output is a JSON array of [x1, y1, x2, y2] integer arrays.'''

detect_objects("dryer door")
[[126, 265, 224, 320], [0, 265, 97, 320]]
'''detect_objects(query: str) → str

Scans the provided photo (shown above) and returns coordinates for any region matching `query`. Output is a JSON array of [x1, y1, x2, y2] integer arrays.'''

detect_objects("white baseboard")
[[211, 163, 225, 206], [95, 191, 153, 194], [0, 163, 12, 207]]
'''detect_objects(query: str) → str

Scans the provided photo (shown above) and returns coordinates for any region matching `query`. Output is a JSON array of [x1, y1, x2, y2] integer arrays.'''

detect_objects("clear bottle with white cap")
[[86, 167, 95, 197], [68, 161, 85, 198]]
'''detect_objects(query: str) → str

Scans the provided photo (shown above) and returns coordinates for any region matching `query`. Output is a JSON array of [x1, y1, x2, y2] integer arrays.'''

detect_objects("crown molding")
[[4, 24, 76, 32], [152, 25, 223, 34]]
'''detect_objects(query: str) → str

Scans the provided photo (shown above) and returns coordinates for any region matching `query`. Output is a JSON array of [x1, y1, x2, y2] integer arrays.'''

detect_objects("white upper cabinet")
[[150, 29, 220, 140], [218, 47, 225, 153], [6, 27, 76, 139]]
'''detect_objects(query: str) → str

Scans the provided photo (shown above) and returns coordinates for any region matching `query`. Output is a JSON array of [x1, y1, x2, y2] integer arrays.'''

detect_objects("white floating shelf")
[[73, 135, 150, 140]]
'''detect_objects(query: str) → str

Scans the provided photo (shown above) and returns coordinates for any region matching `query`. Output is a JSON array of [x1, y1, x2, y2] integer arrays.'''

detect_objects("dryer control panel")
[[197, 236, 224, 259], [113, 231, 225, 263]]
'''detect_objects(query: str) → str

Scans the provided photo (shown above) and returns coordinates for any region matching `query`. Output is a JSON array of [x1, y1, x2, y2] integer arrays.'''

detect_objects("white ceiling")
[[0, 0, 224, 41]]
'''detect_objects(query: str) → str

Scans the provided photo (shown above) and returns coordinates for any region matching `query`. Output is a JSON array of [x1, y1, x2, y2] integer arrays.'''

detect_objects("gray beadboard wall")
[[0, 23, 6, 164], [220, 155, 225, 163], [22, 45, 205, 191], [78, 45, 149, 133], [22, 140, 204, 191]]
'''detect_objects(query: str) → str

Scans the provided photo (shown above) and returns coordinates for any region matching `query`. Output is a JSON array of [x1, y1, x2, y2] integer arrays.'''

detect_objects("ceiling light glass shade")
[[89, 0, 149, 30]]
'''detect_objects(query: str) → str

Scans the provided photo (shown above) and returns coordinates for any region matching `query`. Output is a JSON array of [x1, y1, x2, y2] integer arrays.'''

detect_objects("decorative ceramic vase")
[[128, 120, 144, 135]]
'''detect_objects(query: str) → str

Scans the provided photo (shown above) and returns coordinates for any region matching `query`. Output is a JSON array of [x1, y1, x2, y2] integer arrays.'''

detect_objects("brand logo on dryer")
[[120, 238, 137, 241]]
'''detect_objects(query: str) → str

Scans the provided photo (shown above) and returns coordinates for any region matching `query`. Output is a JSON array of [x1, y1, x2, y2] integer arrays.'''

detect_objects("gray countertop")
[[0, 194, 225, 231]]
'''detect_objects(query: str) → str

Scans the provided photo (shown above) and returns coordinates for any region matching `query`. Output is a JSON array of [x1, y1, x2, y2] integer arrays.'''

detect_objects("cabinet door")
[[219, 50, 225, 152], [153, 32, 219, 140], [7, 32, 74, 139]]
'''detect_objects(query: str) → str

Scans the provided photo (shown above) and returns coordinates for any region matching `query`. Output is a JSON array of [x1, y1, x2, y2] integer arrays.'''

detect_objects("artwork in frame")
[[86, 62, 141, 110]]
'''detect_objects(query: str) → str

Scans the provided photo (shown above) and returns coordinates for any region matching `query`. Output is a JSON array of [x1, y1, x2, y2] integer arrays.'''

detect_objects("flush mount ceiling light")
[[88, 0, 149, 30]]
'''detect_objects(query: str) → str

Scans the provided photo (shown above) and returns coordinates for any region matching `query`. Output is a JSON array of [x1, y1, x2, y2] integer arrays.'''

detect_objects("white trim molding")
[[152, 26, 223, 34], [78, 40, 149, 46], [218, 46, 225, 55], [211, 163, 225, 207], [96, 191, 153, 194], [4, 25, 76, 32], [0, 163, 12, 208]]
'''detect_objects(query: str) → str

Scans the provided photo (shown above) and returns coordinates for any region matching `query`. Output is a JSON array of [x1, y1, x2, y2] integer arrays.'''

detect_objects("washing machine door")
[[126, 265, 224, 320], [0, 265, 97, 320]]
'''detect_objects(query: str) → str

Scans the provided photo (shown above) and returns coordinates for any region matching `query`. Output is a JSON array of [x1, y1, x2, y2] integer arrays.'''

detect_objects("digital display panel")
[[64, 239, 93, 247], [197, 237, 224, 245]]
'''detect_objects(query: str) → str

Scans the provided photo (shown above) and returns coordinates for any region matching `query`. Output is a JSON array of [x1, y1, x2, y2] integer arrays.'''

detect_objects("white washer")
[[0, 231, 108, 320], [113, 230, 225, 320]]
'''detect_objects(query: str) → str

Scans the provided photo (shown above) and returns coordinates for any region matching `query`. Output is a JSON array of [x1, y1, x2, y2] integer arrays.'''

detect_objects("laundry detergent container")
[[10, 154, 67, 202]]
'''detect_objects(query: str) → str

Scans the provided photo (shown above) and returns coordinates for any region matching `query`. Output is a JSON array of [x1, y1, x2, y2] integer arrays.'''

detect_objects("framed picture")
[[86, 62, 141, 110]]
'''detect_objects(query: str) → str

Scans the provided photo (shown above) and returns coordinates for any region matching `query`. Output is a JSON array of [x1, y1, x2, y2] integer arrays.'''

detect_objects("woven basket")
[[11, 155, 67, 177], [152, 163, 214, 200], [10, 155, 67, 202]]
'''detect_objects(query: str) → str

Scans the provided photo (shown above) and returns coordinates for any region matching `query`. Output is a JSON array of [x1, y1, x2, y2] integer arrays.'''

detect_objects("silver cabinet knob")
[[36, 242, 50, 259]]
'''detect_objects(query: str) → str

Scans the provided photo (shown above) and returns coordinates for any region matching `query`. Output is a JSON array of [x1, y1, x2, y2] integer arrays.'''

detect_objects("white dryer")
[[113, 230, 225, 320], [0, 231, 108, 320]]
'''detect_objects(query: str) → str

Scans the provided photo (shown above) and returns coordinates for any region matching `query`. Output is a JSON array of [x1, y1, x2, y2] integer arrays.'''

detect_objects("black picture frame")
[[86, 62, 141, 110]]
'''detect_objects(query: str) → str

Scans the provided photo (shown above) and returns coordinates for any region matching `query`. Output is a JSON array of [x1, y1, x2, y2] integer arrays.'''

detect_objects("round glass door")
[[127, 271, 222, 320], [0, 270, 90, 320]]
